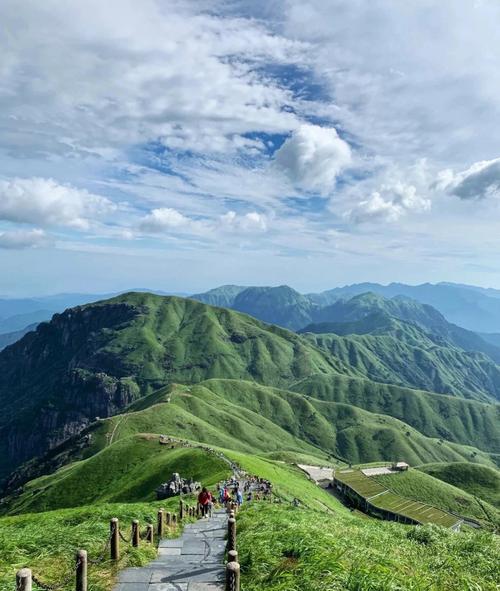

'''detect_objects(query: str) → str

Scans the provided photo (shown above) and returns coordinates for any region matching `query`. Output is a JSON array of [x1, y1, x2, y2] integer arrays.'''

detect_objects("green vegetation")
[[225, 451, 348, 513], [1, 289, 499, 591], [11, 377, 495, 495], [237, 504, 500, 591], [1, 291, 499, 488], [3, 436, 231, 515], [292, 374, 499, 457], [334, 469, 459, 527], [375, 468, 499, 526], [0, 498, 191, 591], [302, 311, 500, 402], [417, 462, 500, 509], [0, 292, 354, 482]]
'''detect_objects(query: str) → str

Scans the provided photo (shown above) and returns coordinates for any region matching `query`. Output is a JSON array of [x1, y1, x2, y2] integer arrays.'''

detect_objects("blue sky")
[[1, 0, 500, 295]]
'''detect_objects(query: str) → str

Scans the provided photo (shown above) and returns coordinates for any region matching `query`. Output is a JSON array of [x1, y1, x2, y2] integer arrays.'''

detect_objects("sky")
[[1, 0, 500, 296]]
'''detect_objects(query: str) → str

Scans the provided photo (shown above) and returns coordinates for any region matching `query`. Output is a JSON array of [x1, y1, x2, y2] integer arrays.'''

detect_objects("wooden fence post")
[[132, 520, 140, 547], [228, 549, 238, 563], [166, 511, 172, 527], [146, 524, 154, 544], [225, 561, 240, 591], [110, 518, 120, 560], [157, 509, 165, 537], [227, 517, 236, 552], [172, 513, 177, 527], [16, 568, 32, 591], [76, 549, 87, 591], [179, 499, 184, 521]]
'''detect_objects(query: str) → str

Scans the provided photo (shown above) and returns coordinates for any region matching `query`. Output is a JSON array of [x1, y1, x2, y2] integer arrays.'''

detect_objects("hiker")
[[235, 487, 243, 507], [198, 487, 212, 518]]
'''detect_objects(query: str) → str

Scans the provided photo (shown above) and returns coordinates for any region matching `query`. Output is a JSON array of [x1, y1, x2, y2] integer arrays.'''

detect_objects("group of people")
[[217, 478, 244, 507], [196, 474, 275, 518]]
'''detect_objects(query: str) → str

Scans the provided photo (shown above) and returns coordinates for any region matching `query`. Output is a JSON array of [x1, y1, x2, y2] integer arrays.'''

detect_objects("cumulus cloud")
[[274, 124, 351, 193], [0, 228, 50, 249], [219, 211, 268, 232], [139, 208, 191, 232], [0, 178, 115, 229], [349, 182, 431, 223], [437, 158, 500, 200]]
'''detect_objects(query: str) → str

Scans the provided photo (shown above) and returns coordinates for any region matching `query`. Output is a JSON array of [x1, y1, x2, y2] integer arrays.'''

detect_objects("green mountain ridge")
[[0, 292, 351, 483], [0, 291, 498, 498], [3, 378, 498, 516], [300, 311, 500, 402]]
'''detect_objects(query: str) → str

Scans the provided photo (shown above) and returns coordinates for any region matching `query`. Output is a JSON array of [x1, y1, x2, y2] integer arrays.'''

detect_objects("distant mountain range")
[[193, 282, 500, 334]]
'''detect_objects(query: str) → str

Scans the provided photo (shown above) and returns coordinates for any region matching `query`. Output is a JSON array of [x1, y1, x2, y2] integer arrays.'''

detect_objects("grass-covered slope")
[[302, 312, 500, 402], [3, 436, 231, 514], [417, 462, 500, 509], [237, 504, 500, 591], [312, 291, 500, 362], [0, 449, 351, 591], [230, 285, 318, 330], [7, 378, 496, 499], [291, 374, 500, 456], [0, 292, 352, 483], [0, 499, 183, 591], [374, 468, 499, 526]]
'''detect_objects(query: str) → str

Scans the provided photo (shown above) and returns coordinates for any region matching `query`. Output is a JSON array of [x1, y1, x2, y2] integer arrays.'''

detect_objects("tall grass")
[[237, 504, 500, 590]]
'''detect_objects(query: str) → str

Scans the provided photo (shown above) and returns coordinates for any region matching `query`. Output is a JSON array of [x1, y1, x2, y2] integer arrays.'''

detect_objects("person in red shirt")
[[198, 487, 212, 518]]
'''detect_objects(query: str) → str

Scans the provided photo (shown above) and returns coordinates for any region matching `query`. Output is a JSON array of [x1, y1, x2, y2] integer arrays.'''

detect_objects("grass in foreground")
[[0, 498, 194, 591], [237, 504, 500, 591]]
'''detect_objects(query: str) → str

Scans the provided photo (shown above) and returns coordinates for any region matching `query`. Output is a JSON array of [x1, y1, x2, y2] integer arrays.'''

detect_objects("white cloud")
[[0, 0, 307, 160], [219, 211, 268, 232], [349, 182, 431, 223], [139, 208, 191, 232], [437, 158, 500, 200], [0, 228, 50, 249], [274, 124, 351, 193], [0, 177, 115, 229]]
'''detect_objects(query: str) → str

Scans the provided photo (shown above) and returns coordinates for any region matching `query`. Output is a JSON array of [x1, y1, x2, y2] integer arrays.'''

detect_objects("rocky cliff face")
[[0, 301, 144, 486]]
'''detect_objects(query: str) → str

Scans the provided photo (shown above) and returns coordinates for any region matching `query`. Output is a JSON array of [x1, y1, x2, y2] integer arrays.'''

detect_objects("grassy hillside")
[[237, 504, 500, 591], [3, 436, 231, 514], [7, 378, 496, 499], [374, 468, 499, 526], [0, 292, 354, 483], [0, 499, 182, 591], [225, 451, 347, 513], [417, 462, 500, 509], [312, 292, 500, 363], [191, 284, 246, 307], [302, 313, 500, 402], [291, 373, 500, 455]]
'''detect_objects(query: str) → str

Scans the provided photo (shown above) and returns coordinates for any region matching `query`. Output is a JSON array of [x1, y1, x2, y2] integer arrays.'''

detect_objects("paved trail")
[[115, 509, 228, 591]]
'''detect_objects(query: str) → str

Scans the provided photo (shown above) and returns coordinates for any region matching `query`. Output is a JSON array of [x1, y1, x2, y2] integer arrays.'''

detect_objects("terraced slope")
[[375, 468, 499, 525], [334, 469, 460, 528]]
